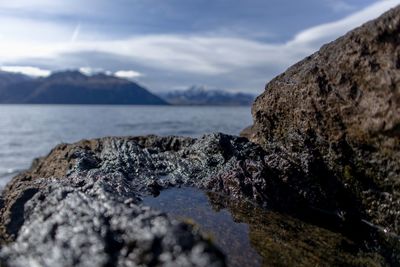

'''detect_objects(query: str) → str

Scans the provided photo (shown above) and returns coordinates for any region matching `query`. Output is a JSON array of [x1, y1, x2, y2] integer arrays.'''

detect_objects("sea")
[[0, 105, 252, 187]]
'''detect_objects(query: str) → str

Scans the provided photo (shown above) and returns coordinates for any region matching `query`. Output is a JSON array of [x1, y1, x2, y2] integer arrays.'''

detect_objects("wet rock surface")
[[0, 133, 270, 244], [207, 192, 390, 267], [248, 6, 400, 239], [0, 133, 398, 266], [0, 133, 270, 266], [144, 187, 388, 267]]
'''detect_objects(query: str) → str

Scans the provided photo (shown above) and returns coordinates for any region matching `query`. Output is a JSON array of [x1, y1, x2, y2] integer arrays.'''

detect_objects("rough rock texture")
[[0, 133, 271, 266], [1, 183, 224, 267], [247, 6, 400, 236], [0, 133, 328, 239], [0, 131, 398, 265], [0, 134, 269, 242]]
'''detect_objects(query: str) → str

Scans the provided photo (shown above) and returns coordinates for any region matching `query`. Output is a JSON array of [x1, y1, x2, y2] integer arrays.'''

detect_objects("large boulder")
[[247, 6, 400, 235]]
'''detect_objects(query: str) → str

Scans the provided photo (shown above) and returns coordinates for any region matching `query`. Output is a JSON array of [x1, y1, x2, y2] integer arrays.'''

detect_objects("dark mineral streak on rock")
[[247, 6, 400, 238]]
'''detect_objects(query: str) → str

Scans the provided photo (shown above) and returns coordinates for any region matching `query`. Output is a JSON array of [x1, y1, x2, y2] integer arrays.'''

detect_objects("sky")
[[0, 0, 399, 93]]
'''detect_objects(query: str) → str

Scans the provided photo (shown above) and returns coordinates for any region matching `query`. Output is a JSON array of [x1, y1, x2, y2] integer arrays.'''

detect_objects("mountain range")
[[0, 71, 255, 105], [0, 71, 167, 105], [159, 86, 255, 106]]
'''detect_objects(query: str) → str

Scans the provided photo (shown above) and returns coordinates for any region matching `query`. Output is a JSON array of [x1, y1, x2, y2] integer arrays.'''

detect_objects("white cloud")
[[290, 0, 400, 47], [0, 0, 398, 90], [73, 0, 398, 76], [324, 0, 355, 12], [0, 0, 63, 9], [0, 1, 84, 15], [0, 66, 51, 77], [0, 16, 79, 44], [79, 67, 104, 75], [114, 70, 143, 79]]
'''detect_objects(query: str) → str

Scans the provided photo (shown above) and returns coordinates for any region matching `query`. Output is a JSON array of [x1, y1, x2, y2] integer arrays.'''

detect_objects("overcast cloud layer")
[[0, 0, 399, 93]]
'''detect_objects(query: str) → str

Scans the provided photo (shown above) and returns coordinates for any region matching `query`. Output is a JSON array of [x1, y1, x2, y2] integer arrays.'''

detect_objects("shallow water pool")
[[142, 187, 385, 267]]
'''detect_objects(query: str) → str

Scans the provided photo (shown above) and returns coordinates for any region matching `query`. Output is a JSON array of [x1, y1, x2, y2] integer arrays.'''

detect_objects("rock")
[[247, 5, 400, 236], [0, 133, 318, 233], [206, 192, 389, 267], [0, 132, 398, 265], [0, 133, 270, 266], [239, 125, 255, 140], [0, 134, 268, 240], [0, 136, 245, 266], [0, 179, 225, 267]]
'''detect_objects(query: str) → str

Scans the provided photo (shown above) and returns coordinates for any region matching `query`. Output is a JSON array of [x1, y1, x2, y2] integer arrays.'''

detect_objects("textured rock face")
[[248, 6, 400, 236], [0, 133, 398, 265], [0, 133, 268, 242], [0, 134, 269, 266], [1, 184, 224, 267]]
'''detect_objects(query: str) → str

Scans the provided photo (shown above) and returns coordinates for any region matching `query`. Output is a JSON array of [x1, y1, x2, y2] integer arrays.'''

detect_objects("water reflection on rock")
[[143, 187, 386, 267], [143, 187, 261, 267]]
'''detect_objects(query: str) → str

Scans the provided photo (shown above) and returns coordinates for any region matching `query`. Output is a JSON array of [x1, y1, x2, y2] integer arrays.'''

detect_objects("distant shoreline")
[[0, 103, 252, 107]]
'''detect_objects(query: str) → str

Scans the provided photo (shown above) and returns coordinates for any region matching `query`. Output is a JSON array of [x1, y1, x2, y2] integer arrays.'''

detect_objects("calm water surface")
[[0, 105, 252, 187], [143, 188, 262, 267], [143, 187, 386, 267]]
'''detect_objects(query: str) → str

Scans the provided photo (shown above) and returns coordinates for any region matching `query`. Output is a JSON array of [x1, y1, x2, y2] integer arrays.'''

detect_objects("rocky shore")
[[0, 5, 399, 267]]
